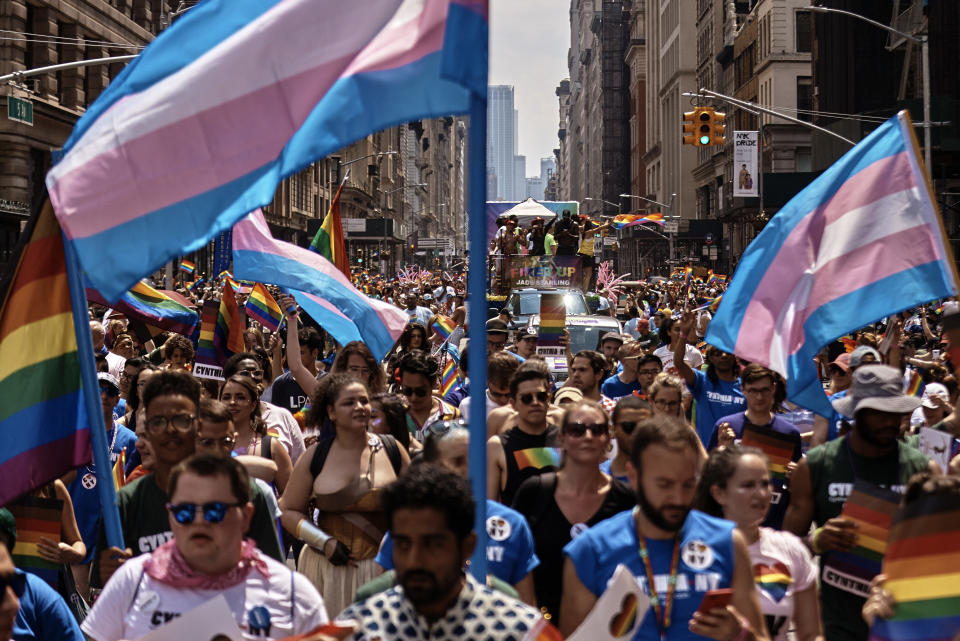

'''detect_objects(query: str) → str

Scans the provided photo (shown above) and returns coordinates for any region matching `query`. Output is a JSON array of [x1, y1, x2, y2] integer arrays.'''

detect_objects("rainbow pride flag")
[[246, 283, 283, 332], [8, 496, 62, 588], [754, 562, 793, 603], [869, 491, 960, 641], [513, 447, 561, 470], [538, 293, 565, 348], [905, 369, 925, 398], [216, 284, 246, 357], [684, 266, 693, 285], [611, 213, 664, 229], [179, 259, 195, 274], [439, 341, 462, 397], [195, 300, 221, 369], [823, 481, 900, 597], [226, 277, 253, 295], [431, 315, 457, 341], [87, 279, 198, 336], [0, 202, 93, 505], [740, 425, 795, 481], [186, 278, 204, 292], [709, 273, 727, 284]]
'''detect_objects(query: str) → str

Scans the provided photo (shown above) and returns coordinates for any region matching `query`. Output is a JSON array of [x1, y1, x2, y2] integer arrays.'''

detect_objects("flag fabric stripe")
[[0, 353, 82, 425], [46, 0, 485, 302], [885, 573, 960, 602], [891, 596, 960, 620], [0, 392, 89, 463], [886, 530, 960, 559], [245, 283, 283, 332], [0, 312, 76, 384], [706, 112, 957, 416], [0, 275, 73, 345], [86, 280, 198, 336], [233, 210, 406, 360], [883, 552, 960, 580], [293, 291, 364, 346], [889, 511, 959, 540]]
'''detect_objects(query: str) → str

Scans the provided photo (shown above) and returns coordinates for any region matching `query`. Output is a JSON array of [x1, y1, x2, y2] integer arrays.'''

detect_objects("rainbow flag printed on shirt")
[[513, 447, 562, 470], [869, 491, 960, 641], [823, 481, 900, 598], [754, 562, 793, 603]]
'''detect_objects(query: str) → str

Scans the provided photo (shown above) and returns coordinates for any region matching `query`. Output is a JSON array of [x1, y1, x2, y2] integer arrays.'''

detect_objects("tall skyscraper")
[[487, 85, 518, 200]]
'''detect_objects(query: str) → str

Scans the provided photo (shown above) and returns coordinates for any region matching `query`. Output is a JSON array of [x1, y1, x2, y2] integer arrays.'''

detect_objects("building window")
[[797, 76, 813, 122], [291, 167, 313, 212], [795, 10, 811, 53]]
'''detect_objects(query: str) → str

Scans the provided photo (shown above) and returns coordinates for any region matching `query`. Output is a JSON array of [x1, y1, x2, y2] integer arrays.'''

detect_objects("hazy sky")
[[489, 0, 570, 178]]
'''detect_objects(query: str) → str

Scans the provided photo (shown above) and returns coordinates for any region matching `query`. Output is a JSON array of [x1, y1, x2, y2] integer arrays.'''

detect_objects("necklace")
[[634, 507, 681, 641], [84, 426, 119, 473]]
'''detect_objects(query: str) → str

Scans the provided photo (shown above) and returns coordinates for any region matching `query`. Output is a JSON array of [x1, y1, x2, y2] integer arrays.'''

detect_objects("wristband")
[[296, 519, 331, 551], [811, 527, 825, 555]]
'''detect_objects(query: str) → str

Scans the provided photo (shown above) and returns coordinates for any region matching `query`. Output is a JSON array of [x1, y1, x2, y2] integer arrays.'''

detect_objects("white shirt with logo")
[[82, 554, 328, 640]]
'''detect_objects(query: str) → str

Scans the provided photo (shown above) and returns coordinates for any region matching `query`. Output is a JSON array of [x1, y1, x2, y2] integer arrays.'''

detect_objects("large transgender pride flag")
[[707, 111, 958, 417], [46, 0, 487, 302]]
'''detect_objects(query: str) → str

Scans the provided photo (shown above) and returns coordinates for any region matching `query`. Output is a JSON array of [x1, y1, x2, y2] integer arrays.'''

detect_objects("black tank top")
[[498, 425, 560, 506]]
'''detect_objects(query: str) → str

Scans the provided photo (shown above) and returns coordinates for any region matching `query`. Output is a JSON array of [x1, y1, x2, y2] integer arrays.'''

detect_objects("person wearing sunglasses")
[[512, 400, 636, 619], [397, 350, 460, 442], [0, 508, 84, 641], [94, 371, 283, 589], [459, 351, 518, 423], [374, 422, 540, 606], [600, 396, 653, 483], [82, 456, 331, 641], [487, 363, 559, 505], [64, 372, 138, 600]]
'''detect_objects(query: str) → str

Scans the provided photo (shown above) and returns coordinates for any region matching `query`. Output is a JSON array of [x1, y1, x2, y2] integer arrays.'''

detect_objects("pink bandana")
[[144, 538, 270, 590]]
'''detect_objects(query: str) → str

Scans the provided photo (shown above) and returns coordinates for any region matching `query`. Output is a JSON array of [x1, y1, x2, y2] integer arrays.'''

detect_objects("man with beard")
[[784, 365, 935, 641], [559, 416, 768, 641], [340, 465, 550, 640], [95, 371, 282, 587]]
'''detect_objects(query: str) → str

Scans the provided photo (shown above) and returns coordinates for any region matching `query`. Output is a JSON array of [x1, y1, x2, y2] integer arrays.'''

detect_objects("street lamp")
[[583, 197, 621, 215], [621, 193, 678, 266], [807, 4, 931, 173]]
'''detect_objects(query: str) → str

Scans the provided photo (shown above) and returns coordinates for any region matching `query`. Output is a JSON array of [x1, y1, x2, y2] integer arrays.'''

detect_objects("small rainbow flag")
[[430, 315, 457, 341], [226, 277, 253, 294], [611, 213, 664, 229], [178, 259, 195, 274], [513, 447, 561, 470], [246, 283, 283, 332], [538, 293, 565, 348], [438, 342, 462, 397], [823, 481, 900, 597], [710, 273, 727, 284], [695, 295, 723, 314], [187, 278, 204, 292], [86, 279, 198, 336], [905, 369, 925, 398], [684, 266, 693, 285], [869, 491, 960, 641], [9, 496, 62, 588], [218, 270, 233, 280], [740, 425, 795, 482], [112, 448, 126, 490], [841, 336, 858, 353], [754, 562, 793, 603]]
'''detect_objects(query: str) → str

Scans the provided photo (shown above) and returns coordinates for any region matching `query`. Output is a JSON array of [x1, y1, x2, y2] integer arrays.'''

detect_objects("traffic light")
[[697, 108, 713, 146], [682, 110, 698, 146], [711, 111, 726, 146]]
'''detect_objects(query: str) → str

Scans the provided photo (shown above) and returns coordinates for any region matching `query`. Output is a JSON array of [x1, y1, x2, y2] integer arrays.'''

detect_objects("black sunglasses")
[[401, 386, 430, 398], [564, 422, 608, 437], [617, 420, 638, 435], [519, 391, 549, 405], [99, 385, 119, 397], [167, 501, 244, 525]]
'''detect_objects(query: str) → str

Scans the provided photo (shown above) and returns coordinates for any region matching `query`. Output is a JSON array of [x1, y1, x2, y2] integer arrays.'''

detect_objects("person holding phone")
[[694, 445, 823, 641]]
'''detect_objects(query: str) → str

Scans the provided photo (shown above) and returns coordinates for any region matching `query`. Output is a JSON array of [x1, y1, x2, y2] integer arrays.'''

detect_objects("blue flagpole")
[[62, 231, 125, 550], [467, 94, 488, 580]]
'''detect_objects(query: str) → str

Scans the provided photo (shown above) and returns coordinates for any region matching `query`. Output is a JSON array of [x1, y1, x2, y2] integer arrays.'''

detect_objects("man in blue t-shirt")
[[601, 341, 644, 400], [708, 364, 802, 529], [559, 417, 768, 641], [673, 314, 745, 445]]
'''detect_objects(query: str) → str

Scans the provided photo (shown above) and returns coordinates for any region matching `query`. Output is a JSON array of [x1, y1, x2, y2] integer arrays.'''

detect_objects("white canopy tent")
[[497, 198, 559, 227]]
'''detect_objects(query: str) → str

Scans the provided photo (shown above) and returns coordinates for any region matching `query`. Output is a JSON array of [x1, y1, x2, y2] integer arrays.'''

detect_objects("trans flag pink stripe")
[[706, 111, 957, 416]]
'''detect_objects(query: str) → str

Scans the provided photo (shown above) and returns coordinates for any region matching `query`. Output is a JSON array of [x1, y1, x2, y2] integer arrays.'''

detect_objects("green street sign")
[[8, 96, 33, 126]]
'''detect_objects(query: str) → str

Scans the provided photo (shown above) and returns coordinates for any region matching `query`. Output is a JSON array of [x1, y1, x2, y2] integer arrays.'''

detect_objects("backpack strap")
[[379, 434, 403, 476], [259, 434, 274, 461], [309, 436, 335, 478]]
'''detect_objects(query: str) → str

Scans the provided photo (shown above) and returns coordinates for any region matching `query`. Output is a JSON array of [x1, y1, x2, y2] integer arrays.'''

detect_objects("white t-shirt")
[[81, 553, 328, 641], [459, 389, 502, 417], [105, 351, 126, 381], [747, 528, 818, 641], [653, 343, 705, 378], [260, 401, 306, 464]]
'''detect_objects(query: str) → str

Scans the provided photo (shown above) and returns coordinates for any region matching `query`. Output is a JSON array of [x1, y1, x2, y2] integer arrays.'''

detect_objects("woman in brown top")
[[280, 374, 410, 617]]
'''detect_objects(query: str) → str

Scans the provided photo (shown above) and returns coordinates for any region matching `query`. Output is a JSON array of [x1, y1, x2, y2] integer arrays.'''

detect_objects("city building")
[[0, 0, 161, 272], [487, 84, 518, 200]]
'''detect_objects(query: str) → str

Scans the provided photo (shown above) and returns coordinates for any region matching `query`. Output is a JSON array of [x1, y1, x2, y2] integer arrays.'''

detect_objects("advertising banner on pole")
[[733, 131, 759, 197]]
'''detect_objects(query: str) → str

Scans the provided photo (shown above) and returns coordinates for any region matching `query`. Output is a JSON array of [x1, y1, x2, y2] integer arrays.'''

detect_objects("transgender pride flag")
[[707, 111, 958, 417], [46, 0, 487, 302]]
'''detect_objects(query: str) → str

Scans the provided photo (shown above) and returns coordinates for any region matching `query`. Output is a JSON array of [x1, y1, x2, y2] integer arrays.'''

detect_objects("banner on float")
[[508, 256, 582, 289], [733, 131, 759, 197]]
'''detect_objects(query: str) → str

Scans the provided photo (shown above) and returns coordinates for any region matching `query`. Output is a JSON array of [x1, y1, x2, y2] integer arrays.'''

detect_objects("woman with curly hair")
[[280, 374, 410, 617], [219, 374, 292, 493]]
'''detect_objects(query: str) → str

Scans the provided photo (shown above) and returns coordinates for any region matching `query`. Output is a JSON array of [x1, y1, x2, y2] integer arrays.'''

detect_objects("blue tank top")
[[564, 509, 736, 641]]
